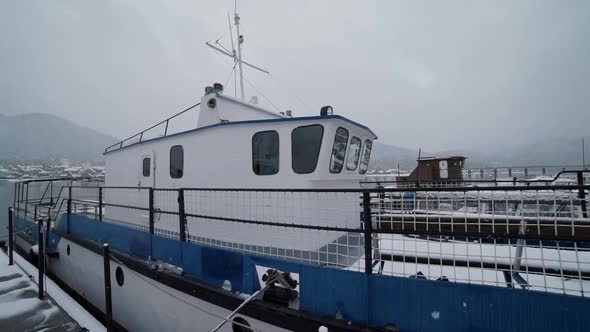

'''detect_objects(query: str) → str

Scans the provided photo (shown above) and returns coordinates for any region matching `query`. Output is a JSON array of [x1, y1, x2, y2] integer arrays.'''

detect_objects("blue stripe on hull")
[[27, 214, 590, 332]]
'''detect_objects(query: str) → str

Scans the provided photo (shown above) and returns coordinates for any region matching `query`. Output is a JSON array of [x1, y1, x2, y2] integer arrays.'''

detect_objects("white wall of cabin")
[[103, 116, 376, 252]]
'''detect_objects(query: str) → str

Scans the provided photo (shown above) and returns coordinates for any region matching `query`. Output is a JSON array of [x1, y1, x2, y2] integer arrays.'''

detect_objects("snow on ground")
[[0, 250, 105, 332]]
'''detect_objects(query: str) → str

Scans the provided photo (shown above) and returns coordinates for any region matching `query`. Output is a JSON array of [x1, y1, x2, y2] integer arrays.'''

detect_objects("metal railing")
[[104, 102, 201, 153], [12, 180, 590, 297], [361, 170, 590, 188]]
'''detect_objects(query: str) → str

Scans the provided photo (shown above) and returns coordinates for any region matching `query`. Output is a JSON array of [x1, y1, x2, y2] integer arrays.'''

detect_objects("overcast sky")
[[1, 0, 589, 151]]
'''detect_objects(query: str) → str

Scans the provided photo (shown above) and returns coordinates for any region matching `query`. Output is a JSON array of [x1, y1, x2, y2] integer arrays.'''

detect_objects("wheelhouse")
[[104, 85, 377, 189]]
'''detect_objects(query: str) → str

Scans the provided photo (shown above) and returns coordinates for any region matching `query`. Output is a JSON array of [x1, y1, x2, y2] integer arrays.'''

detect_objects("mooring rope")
[[109, 255, 263, 332]]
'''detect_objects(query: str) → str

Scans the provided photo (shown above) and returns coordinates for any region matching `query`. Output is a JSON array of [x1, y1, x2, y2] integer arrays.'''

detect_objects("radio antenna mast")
[[205, 2, 269, 101]]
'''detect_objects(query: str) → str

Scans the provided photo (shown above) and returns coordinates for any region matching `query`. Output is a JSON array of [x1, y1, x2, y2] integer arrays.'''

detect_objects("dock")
[[0, 249, 104, 332]]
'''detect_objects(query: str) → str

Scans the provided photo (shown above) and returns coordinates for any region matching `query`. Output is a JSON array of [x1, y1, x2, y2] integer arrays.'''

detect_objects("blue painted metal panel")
[[181, 242, 202, 278], [200, 246, 244, 291], [299, 264, 369, 324], [67, 214, 151, 259], [152, 235, 182, 266], [369, 274, 590, 332]]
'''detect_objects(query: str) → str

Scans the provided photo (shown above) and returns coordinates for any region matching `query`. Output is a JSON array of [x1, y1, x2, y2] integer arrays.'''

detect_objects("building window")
[[170, 145, 183, 178], [292, 125, 324, 174], [329, 127, 349, 173], [142, 157, 151, 177], [252, 131, 279, 175], [346, 136, 361, 171], [359, 140, 372, 174]]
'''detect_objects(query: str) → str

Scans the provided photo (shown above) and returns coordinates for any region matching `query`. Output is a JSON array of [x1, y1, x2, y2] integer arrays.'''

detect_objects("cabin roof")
[[104, 114, 377, 155]]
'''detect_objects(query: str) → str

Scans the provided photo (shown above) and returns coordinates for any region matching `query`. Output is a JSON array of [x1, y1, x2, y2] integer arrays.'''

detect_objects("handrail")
[[104, 102, 201, 153], [361, 169, 590, 185], [62, 183, 590, 193]]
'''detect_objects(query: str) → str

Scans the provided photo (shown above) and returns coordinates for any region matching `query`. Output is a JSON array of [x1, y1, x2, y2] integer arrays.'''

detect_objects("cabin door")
[[439, 160, 449, 179], [139, 153, 155, 188]]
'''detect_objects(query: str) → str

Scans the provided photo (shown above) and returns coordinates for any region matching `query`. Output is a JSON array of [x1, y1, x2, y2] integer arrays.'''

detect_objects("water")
[[0, 180, 14, 233]]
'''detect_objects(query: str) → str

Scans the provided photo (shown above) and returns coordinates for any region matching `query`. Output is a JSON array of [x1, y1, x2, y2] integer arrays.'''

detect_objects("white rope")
[[109, 255, 262, 332]]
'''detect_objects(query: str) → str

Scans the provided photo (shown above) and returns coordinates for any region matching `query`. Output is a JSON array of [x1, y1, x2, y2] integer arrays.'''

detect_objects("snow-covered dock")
[[0, 250, 104, 332]]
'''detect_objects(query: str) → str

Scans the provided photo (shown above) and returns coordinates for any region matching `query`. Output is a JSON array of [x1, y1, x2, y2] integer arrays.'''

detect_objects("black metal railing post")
[[67, 187, 72, 234], [13, 183, 17, 212], [19, 183, 24, 217], [38, 217, 44, 300], [24, 182, 29, 219], [45, 212, 51, 250], [578, 171, 588, 218], [149, 188, 154, 235], [103, 243, 113, 332], [178, 189, 187, 242], [99, 187, 103, 221], [8, 208, 13, 266], [362, 191, 373, 275], [50, 181, 54, 205]]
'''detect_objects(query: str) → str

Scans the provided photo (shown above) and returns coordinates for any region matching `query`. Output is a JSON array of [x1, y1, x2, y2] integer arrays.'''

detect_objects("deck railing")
[[12, 178, 590, 298]]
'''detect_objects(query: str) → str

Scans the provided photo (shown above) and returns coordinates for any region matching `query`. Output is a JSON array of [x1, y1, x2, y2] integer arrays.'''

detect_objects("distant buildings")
[[0, 160, 105, 180]]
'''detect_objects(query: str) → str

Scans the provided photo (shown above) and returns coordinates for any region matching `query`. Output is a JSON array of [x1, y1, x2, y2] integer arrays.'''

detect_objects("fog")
[[1, 0, 589, 151]]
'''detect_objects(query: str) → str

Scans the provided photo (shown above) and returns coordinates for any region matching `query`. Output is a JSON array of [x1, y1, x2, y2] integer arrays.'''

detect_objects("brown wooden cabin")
[[397, 156, 467, 185]]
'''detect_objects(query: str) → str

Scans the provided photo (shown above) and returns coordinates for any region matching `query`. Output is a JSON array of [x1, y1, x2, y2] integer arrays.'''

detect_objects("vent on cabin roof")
[[320, 106, 333, 116]]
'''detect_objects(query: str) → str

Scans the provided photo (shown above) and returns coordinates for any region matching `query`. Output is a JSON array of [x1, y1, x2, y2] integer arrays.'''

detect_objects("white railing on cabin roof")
[[104, 101, 201, 154]]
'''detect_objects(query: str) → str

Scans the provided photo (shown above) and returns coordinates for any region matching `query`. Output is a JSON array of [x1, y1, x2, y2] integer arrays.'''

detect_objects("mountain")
[[0, 113, 118, 162], [368, 142, 423, 170]]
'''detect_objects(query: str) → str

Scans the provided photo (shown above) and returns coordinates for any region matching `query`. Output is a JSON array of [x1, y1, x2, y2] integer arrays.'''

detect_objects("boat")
[[7, 6, 590, 332]]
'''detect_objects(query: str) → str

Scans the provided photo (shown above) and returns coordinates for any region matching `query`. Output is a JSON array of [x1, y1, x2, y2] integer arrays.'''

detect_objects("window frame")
[[345, 136, 362, 171], [359, 139, 372, 174], [291, 124, 324, 174], [169, 145, 184, 179], [329, 127, 349, 174], [252, 130, 280, 176], [142, 157, 151, 177]]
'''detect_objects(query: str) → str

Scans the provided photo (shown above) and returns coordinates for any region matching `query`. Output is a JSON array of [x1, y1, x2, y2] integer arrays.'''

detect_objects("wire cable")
[[109, 255, 263, 332]]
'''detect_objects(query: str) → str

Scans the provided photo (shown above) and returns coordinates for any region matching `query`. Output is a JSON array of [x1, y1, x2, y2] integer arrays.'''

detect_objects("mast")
[[205, 4, 269, 101], [235, 12, 245, 101]]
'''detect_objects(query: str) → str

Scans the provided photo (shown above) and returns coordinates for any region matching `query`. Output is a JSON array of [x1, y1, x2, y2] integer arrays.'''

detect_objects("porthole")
[[232, 317, 252, 332], [207, 98, 217, 108], [66, 245, 70, 256], [116, 267, 124, 287]]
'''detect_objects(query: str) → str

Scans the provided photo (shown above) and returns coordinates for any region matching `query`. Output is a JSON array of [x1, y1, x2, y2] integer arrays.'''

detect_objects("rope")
[[0, 224, 37, 239], [243, 77, 281, 111], [109, 255, 262, 332]]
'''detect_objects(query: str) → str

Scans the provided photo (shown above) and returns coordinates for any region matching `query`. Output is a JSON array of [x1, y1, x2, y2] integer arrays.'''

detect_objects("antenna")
[[205, 3, 269, 101]]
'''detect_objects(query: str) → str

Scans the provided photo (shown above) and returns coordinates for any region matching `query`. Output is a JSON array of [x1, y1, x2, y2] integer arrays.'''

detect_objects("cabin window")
[[329, 127, 349, 173], [359, 140, 372, 174], [252, 131, 279, 175], [346, 136, 362, 171], [170, 145, 184, 178], [292, 125, 324, 174], [142, 157, 151, 177]]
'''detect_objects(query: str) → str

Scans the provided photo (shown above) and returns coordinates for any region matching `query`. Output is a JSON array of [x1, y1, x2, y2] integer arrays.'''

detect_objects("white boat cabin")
[[104, 84, 377, 190], [102, 84, 378, 254]]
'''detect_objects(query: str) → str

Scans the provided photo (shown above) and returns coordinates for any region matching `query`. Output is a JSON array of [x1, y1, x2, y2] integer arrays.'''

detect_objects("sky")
[[1, 0, 589, 151]]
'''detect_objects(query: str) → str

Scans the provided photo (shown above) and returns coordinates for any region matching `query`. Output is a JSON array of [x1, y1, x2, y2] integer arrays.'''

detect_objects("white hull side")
[[49, 238, 292, 332]]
